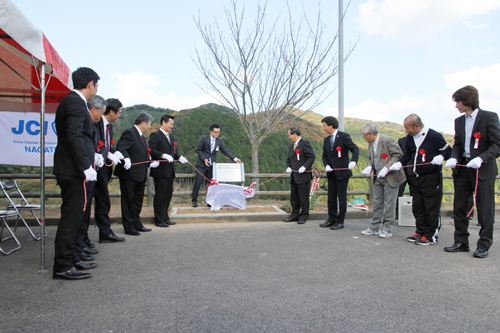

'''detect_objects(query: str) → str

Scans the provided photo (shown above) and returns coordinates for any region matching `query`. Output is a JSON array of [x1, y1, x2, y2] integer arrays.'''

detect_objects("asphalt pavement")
[[1, 217, 499, 332]]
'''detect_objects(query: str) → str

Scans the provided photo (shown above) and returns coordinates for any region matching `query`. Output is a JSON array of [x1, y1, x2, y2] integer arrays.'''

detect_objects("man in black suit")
[[191, 124, 241, 207], [52, 67, 100, 280], [320, 116, 359, 230], [71, 95, 108, 267], [94, 98, 126, 243], [114, 112, 158, 236], [390, 114, 452, 246], [149, 115, 188, 227], [284, 127, 316, 224], [444, 85, 500, 258]]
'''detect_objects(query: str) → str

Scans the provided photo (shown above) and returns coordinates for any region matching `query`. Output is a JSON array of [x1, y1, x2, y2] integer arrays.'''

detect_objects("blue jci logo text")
[[12, 120, 57, 136]]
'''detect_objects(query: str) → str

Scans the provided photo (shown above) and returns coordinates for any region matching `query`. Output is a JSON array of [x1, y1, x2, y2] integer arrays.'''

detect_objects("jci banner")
[[0, 111, 57, 166]]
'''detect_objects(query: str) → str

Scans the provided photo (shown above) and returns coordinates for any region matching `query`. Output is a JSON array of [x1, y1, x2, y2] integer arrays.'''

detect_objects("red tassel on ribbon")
[[209, 178, 219, 186]]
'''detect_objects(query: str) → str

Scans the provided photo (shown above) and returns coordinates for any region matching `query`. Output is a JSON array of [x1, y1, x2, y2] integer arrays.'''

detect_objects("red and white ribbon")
[[474, 132, 481, 149], [419, 149, 426, 162], [296, 149, 300, 161], [336, 146, 341, 158]]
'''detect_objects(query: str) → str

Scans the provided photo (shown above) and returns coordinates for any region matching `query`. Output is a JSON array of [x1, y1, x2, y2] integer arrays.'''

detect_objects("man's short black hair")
[[160, 114, 175, 125], [104, 98, 123, 115], [210, 124, 220, 132], [72, 67, 100, 90], [321, 116, 338, 129], [289, 127, 301, 136]]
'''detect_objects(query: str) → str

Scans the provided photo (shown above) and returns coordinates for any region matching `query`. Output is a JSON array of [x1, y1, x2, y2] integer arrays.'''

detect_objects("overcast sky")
[[13, 0, 500, 134]]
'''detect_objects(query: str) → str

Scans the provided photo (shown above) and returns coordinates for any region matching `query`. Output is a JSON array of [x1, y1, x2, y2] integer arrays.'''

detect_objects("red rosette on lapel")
[[473, 132, 481, 149], [295, 149, 300, 161], [419, 149, 426, 162], [336, 146, 341, 158], [174, 141, 177, 154], [382, 153, 388, 163], [97, 140, 103, 152], [147, 147, 151, 160]]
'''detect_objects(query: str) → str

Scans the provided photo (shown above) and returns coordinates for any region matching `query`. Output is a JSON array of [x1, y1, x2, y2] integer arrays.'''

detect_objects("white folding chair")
[[0, 180, 45, 241], [0, 184, 22, 255]]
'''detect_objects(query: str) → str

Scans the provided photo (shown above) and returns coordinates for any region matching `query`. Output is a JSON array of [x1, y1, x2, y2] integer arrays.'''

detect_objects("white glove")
[[325, 165, 333, 172], [114, 151, 124, 160], [83, 166, 97, 182], [389, 162, 402, 171], [179, 156, 188, 164], [348, 161, 356, 170], [162, 154, 174, 162], [94, 153, 104, 168], [431, 155, 444, 165], [298, 166, 306, 174], [445, 158, 457, 168], [377, 167, 389, 178], [107, 152, 120, 166], [467, 157, 483, 169], [286, 167, 292, 174], [123, 158, 131, 170], [150, 161, 160, 168], [362, 166, 372, 175]]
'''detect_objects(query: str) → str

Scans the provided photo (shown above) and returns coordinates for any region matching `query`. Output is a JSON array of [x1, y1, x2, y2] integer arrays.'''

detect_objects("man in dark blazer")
[[93, 98, 125, 243], [390, 114, 451, 245], [284, 127, 316, 224], [320, 116, 359, 230], [52, 67, 100, 280], [191, 124, 241, 207], [360, 123, 406, 238], [114, 111, 157, 236], [444, 85, 500, 258], [149, 115, 188, 227]]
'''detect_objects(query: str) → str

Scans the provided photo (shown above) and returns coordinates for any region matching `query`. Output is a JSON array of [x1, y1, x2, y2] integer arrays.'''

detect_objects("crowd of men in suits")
[[52, 66, 498, 280], [283, 86, 500, 260]]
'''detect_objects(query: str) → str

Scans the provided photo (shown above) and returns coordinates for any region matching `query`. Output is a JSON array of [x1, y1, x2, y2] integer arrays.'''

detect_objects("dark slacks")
[[94, 167, 113, 239], [290, 177, 311, 221], [408, 172, 442, 242], [154, 177, 174, 224], [326, 172, 349, 224], [53, 175, 86, 273], [119, 178, 146, 233], [453, 168, 495, 250], [72, 181, 96, 263], [192, 165, 212, 201]]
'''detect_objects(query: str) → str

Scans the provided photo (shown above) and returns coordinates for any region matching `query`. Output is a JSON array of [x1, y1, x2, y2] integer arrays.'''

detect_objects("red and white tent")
[[1, 0, 72, 271]]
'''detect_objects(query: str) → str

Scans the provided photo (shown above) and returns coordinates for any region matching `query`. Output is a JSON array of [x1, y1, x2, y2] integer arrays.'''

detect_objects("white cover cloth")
[[206, 184, 255, 211]]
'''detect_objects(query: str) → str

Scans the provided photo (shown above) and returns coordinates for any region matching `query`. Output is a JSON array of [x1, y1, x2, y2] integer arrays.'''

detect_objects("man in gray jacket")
[[360, 123, 406, 238]]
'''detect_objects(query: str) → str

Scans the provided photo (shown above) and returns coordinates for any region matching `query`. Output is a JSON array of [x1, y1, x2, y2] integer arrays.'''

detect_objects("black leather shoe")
[[443, 243, 470, 252], [330, 223, 344, 230], [192, 200, 198, 207], [473, 248, 488, 258], [83, 247, 99, 255], [298, 220, 306, 224], [319, 221, 333, 228], [74, 260, 98, 270], [53, 267, 91, 280], [283, 217, 298, 222], [155, 222, 170, 228], [166, 220, 176, 225], [80, 253, 95, 261], [138, 226, 152, 232], [99, 233, 126, 243], [85, 240, 95, 249], [125, 230, 140, 236]]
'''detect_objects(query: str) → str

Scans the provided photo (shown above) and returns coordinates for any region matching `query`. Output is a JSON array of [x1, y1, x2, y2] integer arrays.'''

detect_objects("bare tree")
[[193, 0, 354, 185]]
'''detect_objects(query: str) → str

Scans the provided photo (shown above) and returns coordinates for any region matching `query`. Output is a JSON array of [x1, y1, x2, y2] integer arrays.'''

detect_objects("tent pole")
[[37, 62, 48, 275]]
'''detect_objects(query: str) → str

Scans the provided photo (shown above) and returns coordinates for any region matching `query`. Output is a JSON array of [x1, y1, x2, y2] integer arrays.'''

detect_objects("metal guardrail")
[[1, 173, 499, 207]]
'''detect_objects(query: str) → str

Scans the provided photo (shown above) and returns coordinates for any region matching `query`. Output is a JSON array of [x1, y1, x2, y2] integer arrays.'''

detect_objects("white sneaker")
[[379, 231, 393, 239], [361, 229, 379, 236]]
